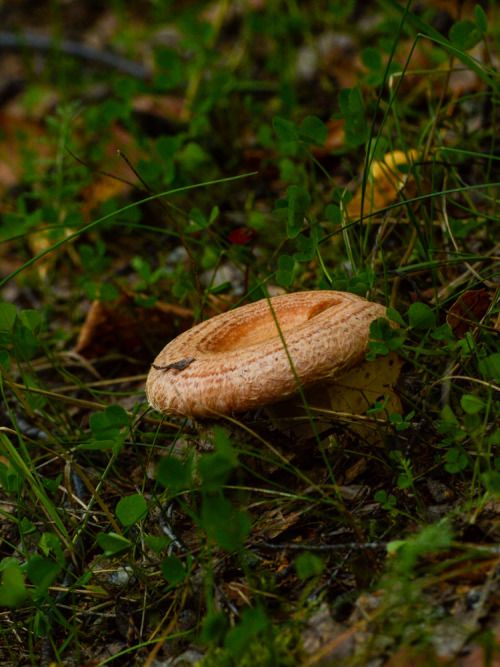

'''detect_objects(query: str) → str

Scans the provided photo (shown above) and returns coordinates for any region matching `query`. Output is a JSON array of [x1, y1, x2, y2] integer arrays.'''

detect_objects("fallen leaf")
[[327, 351, 403, 415], [455, 619, 500, 666], [323, 351, 404, 445], [75, 291, 193, 360], [384, 645, 443, 666], [228, 227, 258, 245], [267, 352, 403, 445], [344, 457, 367, 482], [345, 150, 419, 222], [260, 508, 302, 539], [79, 123, 146, 219], [0, 110, 50, 195], [446, 289, 492, 338], [311, 119, 346, 155]]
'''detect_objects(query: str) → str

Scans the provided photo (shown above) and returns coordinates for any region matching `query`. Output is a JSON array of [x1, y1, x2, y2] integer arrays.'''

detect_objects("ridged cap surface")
[[146, 291, 387, 418]]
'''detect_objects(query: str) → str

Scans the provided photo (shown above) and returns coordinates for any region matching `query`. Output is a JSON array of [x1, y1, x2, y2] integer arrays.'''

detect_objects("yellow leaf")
[[345, 150, 418, 222]]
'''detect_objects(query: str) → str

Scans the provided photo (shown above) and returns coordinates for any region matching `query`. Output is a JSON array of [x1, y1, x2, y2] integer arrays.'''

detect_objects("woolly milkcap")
[[146, 291, 387, 418]]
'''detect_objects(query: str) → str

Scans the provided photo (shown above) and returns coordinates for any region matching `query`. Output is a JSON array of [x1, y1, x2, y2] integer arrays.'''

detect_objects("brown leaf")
[[384, 645, 445, 666], [311, 119, 346, 156], [446, 289, 492, 339], [344, 457, 367, 483], [455, 620, 500, 666], [0, 111, 50, 195], [75, 291, 193, 360], [79, 123, 145, 219], [260, 508, 302, 539]]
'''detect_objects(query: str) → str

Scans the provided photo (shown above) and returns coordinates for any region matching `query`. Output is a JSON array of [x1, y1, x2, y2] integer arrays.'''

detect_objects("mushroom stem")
[[265, 351, 403, 444]]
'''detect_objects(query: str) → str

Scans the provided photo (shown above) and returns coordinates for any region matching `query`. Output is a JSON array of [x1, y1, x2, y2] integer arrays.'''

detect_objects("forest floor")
[[1, 1, 500, 665]]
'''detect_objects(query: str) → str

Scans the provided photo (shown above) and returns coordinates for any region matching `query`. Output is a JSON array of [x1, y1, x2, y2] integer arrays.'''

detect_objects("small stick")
[[258, 540, 387, 552], [0, 30, 150, 79]]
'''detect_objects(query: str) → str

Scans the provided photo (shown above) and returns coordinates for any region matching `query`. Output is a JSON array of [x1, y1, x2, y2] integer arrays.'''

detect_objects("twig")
[[257, 541, 388, 552], [0, 30, 150, 79]]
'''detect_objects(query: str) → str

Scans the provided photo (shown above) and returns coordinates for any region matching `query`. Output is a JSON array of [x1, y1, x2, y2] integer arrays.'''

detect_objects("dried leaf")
[[268, 352, 403, 445], [311, 119, 346, 155], [344, 457, 367, 482], [328, 351, 403, 415], [446, 289, 492, 338], [260, 509, 302, 539], [323, 352, 403, 445], [345, 150, 418, 222], [228, 227, 258, 245], [79, 123, 144, 219], [0, 111, 49, 195], [75, 291, 193, 360]]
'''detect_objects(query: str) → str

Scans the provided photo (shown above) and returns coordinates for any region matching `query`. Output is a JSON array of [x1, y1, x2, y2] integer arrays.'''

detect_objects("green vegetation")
[[0, 1, 500, 664]]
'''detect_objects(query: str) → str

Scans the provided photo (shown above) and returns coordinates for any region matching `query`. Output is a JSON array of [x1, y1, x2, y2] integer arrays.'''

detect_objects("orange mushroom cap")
[[146, 291, 388, 418]]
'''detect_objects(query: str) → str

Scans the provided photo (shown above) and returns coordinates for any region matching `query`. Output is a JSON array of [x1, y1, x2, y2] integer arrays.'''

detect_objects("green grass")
[[1, 1, 500, 665]]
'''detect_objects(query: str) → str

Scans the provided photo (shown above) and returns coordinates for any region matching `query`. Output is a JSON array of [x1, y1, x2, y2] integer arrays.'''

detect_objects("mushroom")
[[146, 291, 390, 429]]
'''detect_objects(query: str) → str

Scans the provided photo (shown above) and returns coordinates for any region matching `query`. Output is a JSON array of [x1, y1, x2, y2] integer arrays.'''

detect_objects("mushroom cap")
[[146, 290, 387, 418]]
